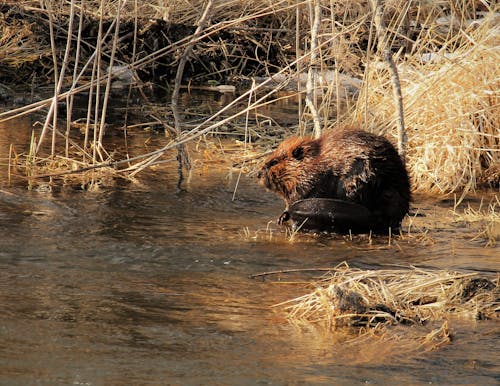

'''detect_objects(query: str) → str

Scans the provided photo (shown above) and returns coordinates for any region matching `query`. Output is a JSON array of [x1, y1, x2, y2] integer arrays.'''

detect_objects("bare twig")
[[171, 0, 214, 190], [66, 0, 85, 158], [250, 267, 336, 279], [369, 0, 406, 161], [36, 0, 76, 156], [98, 0, 124, 149], [305, 0, 322, 138]]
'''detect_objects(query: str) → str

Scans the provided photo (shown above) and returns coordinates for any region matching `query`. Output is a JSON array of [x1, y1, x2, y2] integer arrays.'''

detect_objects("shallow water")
[[0, 116, 499, 385]]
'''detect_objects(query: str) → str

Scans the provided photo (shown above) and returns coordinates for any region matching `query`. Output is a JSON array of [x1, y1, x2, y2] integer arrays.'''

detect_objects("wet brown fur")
[[257, 128, 411, 229]]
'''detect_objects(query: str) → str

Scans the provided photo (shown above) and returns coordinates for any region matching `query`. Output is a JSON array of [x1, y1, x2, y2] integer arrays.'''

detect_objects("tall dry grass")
[[352, 11, 499, 194]]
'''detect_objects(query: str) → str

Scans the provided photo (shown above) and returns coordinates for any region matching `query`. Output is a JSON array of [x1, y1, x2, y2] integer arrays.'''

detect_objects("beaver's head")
[[257, 136, 321, 204]]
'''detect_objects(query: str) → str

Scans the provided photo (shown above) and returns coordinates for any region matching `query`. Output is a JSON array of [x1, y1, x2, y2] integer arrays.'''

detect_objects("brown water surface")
[[0, 115, 498, 385]]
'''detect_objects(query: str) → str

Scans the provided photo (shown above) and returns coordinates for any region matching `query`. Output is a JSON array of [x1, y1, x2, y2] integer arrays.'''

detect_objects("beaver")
[[257, 128, 411, 232]]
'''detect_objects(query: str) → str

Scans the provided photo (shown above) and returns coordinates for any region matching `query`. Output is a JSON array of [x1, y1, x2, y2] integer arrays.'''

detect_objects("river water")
[[0, 112, 498, 385]]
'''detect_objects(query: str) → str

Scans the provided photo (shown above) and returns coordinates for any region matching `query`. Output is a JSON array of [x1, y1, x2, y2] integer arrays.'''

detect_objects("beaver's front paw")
[[277, 210, 290, 225]]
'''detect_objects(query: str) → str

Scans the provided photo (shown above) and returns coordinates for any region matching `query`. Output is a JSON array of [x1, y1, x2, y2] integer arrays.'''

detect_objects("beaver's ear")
[[292, 140, 320, 160]]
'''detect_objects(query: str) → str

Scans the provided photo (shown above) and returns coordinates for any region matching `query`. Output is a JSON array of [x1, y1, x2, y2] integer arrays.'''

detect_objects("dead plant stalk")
[[171, 0, 214, 190], [369, 0, 407, 161], [306, 0, 322, 138], [35, 0, 76, 156]]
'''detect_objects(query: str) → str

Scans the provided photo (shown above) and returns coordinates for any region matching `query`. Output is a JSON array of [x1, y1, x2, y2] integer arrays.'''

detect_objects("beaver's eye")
[[268, 159, 279, 167]]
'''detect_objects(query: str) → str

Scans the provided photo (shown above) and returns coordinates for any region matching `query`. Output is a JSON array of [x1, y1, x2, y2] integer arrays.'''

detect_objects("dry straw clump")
[[452, 195, 500, 247], [355, 12, 499, 194], [277, 263, 499, 330], [0, 7, 46, 71]]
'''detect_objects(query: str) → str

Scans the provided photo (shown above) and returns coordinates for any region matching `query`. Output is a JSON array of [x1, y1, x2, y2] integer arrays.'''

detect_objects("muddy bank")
[[2, 2, 493, 90], [0, 4, 291, 88]]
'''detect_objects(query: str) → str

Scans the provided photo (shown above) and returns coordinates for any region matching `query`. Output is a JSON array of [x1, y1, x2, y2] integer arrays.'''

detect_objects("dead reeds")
[[352, 6, 499, 194], [452, 195, 500, 247], [274, 263, 499, 330]]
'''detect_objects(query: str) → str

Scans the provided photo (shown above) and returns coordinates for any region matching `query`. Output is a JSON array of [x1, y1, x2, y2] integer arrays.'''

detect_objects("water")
[[0, 116, 498, 385]]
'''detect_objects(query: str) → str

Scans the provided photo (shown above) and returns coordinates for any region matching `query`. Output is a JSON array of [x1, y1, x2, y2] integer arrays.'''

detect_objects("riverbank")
[[0, 1, 498, 194]]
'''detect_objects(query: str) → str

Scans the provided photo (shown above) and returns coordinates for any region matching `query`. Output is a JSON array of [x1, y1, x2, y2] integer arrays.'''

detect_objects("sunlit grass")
[[274, 262, 498, 330], [452, 195, 500, 247]]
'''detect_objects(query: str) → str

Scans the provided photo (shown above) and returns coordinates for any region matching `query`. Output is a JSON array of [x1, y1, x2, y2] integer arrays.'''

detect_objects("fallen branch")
[[249, 267, 338, 279]]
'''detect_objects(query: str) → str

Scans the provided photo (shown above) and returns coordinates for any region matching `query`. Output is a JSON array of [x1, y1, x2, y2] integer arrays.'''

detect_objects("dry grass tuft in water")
[[452, 195, 500, 247], [276, 263, 499, 331]]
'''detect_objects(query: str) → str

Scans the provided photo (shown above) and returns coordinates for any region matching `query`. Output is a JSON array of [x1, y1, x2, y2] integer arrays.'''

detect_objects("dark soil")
[[0, 4, 293, 88]]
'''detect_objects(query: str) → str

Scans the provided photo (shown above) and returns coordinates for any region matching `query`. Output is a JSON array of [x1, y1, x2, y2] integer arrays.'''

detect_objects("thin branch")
[[98, 0, 123, 148], [305, 0, 322, 138], [250, 267, 337, 279], [172, 0, 214, 133], [370, 0, 407, 162], [171, 0, 214, 191]]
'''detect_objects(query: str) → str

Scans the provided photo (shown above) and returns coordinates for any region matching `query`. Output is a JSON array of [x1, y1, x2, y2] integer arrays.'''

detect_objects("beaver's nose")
[[257, 169, 264, 179]]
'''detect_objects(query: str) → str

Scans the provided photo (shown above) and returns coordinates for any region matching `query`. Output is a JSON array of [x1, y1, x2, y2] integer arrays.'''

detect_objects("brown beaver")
[[257, 128, 411, 233]]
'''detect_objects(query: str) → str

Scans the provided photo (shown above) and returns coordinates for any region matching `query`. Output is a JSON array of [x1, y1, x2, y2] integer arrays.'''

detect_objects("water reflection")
[[0, 117, 498, 385]]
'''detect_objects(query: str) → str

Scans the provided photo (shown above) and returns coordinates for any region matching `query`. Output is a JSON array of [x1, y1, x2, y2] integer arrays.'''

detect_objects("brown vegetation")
[[276, 263, 498, 327], [270, 262, 498, 349]]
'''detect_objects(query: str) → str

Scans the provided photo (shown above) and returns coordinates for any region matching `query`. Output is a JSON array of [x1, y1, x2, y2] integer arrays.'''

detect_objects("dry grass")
[[276, 263, 499, 330], [0, 13, 42, 67], [452, 195, 500, 246], [351, 10, 500, 194]]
